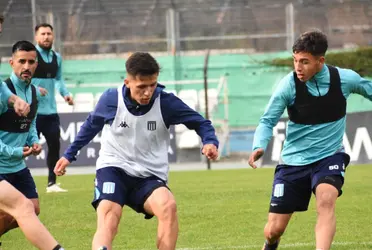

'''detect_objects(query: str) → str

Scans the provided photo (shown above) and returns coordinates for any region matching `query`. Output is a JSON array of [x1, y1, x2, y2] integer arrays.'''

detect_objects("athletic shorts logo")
[[273, 184, 284, 197], [329, 165, 339, 170], [102, 182, 115, 194]]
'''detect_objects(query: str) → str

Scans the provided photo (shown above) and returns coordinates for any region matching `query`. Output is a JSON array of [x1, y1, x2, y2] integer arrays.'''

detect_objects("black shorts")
[[0, 168, 38, 199], [269, 152, 350, 214], [92, 167, 169, 219]]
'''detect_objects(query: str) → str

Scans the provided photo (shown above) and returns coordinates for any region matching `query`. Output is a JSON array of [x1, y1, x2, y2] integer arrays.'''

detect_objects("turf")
[[2, 165, 372, 249]]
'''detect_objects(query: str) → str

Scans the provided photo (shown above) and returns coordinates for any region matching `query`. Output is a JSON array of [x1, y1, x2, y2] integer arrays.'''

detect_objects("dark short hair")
[[12, 40, 37, 54], [0, 15, 4, 23], [35, 23, 53, 33], [125, 52, 160, 77], [292, 30, 328, 56]]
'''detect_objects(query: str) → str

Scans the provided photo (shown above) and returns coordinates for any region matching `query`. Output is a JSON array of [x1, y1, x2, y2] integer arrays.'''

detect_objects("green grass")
[[2, 165, 372, 249]]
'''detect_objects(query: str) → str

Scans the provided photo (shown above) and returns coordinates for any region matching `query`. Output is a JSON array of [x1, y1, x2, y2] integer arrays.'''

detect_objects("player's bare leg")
[[92, 200, 122, 250], [0, 180, 62, 250], [315, 183, 338, 250], [144, 187, 178, 250], [262, 213, 292, 250], [0, 198, 40, 236]]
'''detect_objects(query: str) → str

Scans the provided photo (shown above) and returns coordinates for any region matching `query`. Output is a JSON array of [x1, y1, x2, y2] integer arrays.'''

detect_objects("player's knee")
[[264, 222, 285, 241], [102, 211, 121, 236], [13, 198, 35, 220], [156, 198, 177, 221], [97, 201, 122, 237], [316, 192, 336, 213]]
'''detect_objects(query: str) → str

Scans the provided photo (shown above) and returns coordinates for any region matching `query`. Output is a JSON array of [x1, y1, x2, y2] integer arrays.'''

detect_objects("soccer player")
[[54, 52, 219, 250], [249, 30, 372, 250], [0, 15, 35, 116], [32, 23, 74, 193], [0, 40, 64, 250]]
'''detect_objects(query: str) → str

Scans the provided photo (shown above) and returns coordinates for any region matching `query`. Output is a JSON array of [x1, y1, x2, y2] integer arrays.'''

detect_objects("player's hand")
[[248, 148, 264, 169], [12, 96, 30, 117], [54, 157, 71, 176], [202, 144, 219, 160], [38, 87, 48, 96], [31, 143, 42, 156], [23, 146, 33, 158], [64, 96, 74, 105]]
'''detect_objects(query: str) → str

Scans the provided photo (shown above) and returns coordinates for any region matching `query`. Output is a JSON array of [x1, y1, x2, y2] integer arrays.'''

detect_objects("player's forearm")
[[56, 56, 70, 97], [0, 142, 23, 158], [63, 138, 91, 162], [195, 121, 219, 148], [56, 80, 70, 97], [26, 122, 39, 146], [0, 82, 13, 106], [252, 122, 274, 151], [7, 94, 18, 107], [354, 77, 372, 101], [252, 91, 287, 151], [63, 115, 103, 161]]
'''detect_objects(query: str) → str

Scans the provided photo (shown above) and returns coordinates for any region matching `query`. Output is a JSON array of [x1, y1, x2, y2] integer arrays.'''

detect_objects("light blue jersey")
[[0, 72, 39, 174], [0, 81, 12, 110], [253, 64, 372, 166], [31, 45, 70, 115]]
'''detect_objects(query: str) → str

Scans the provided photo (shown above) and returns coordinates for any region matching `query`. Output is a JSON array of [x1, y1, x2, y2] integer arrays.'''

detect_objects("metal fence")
[[1, 0, 371, 56]]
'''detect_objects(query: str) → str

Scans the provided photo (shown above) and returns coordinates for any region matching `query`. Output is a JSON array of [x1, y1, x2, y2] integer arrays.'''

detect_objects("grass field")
[[2, 165, 372, 250]]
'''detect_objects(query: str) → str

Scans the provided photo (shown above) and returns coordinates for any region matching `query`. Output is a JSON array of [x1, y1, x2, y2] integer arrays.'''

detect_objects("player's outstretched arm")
[[160, 92, 219, 159], [62, 88, 117, 164], [55, 53, 74, 105], [251, 75, 292, 167], [343, 68, 372, 101], [62, 113, 103, 162]]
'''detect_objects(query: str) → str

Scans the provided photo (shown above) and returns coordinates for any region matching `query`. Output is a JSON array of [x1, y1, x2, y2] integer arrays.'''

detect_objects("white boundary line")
[[132, 241, 372, 250]]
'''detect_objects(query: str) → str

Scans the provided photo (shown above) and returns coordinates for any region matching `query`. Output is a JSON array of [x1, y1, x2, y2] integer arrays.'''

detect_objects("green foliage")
[[268, 47, 372, 77]]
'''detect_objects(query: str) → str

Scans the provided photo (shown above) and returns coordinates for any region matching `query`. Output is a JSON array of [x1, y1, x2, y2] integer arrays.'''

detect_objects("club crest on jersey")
[[147, 121, 156, 131]]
